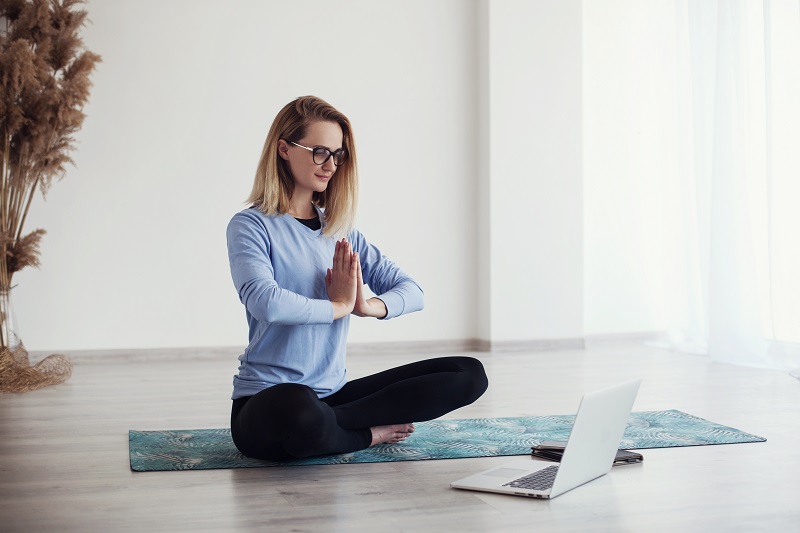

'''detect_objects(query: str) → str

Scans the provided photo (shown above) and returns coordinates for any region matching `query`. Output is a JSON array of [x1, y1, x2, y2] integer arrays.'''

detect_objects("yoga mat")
[[129, 409, 766, 472]]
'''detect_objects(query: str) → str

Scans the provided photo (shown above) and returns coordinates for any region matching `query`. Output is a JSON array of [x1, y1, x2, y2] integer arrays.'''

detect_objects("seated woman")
[[227, 95, 488, 460]]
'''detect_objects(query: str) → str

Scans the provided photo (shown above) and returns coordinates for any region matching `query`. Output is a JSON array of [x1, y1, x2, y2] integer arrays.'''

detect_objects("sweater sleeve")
[[227, 212, 334, 325], [350, 230, 424, 320]]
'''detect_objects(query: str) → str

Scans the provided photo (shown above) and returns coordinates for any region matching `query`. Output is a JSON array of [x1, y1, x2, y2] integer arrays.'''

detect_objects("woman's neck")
[[288, 196, 316, 219]]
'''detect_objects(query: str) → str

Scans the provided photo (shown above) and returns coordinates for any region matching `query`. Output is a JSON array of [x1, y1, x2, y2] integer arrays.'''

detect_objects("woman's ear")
[[277, 139, 290, 160]]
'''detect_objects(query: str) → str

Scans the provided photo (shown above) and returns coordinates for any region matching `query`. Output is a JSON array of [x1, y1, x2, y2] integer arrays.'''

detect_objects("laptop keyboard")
[[503, 465, 559, 491]]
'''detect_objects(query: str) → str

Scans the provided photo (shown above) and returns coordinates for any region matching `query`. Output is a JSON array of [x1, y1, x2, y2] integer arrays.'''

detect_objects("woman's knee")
[[453, 356, 489, 404], [231, 383, 323, 451]]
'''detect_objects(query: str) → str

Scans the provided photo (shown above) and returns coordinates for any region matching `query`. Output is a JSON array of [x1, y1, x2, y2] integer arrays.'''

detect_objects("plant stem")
[[10, 144, 29, 236], [1, 134, 9, 234], [0, 289, 7, 349], [15, 175, 39, 245], [0, 134, 10, 293], [16, 125, 60, 243]]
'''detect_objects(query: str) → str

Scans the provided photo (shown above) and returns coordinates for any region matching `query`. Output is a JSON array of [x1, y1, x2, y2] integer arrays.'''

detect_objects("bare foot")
[[370, 423, 415, 446]]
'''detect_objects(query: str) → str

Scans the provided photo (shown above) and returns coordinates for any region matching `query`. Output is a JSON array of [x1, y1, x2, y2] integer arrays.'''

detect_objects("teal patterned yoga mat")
[[129, 410, 765, 472]]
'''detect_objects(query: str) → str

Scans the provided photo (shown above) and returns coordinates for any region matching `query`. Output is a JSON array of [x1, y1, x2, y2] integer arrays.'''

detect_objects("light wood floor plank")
[[1, 343, 799, 532]]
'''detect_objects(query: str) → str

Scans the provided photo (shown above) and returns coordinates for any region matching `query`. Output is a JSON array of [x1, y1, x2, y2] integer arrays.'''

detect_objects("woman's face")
[[279, 120, 344, 197]]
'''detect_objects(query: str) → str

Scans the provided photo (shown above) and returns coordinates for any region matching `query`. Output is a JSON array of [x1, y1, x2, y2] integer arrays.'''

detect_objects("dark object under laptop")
[[532, 440, 643, 465]]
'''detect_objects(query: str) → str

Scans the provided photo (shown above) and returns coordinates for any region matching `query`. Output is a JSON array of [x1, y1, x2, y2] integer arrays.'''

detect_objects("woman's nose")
[[322, 157, 336, 172]]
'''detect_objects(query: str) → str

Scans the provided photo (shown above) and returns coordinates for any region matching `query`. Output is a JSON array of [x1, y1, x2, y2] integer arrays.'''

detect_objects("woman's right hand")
[[325, 238, 358, 320]]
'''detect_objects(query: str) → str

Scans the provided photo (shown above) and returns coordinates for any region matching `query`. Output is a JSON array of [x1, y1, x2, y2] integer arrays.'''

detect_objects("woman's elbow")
[[410, 284, 424, 313], [242, 285, 287, 324]]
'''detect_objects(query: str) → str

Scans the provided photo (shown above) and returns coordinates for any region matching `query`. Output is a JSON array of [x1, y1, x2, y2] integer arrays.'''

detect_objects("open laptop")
[[451, 378, 641, 499]]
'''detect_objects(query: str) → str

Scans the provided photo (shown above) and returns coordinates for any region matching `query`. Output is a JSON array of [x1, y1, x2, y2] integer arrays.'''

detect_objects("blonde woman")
[[227, 96, 488, 460]]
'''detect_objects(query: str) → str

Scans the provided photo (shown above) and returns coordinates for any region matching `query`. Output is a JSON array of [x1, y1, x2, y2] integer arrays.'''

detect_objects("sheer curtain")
[[583, 0, 800, 372]]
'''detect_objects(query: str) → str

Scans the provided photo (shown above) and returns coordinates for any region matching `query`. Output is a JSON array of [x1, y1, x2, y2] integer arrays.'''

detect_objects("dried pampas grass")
[[1, 0, 101, 292], [0, 0, 99, 390]]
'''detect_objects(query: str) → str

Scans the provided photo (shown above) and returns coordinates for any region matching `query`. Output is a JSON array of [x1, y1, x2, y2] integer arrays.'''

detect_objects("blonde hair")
[[248, 96, 359, 237]]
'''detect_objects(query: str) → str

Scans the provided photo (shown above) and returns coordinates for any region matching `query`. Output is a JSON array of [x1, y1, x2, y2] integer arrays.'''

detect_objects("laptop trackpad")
[[484, 468, 530, 478]]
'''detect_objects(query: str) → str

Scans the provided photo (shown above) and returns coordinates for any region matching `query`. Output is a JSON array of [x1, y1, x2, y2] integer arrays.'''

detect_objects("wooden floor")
[[1, 342, 799, 532]]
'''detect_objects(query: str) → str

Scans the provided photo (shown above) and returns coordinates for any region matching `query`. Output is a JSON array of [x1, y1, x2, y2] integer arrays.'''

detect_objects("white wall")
[[16, 0, 585, 353], [485, 0, 584, 343]]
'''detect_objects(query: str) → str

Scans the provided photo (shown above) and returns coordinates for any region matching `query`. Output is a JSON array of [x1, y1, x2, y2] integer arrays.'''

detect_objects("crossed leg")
[[230, 356, 488, 461]]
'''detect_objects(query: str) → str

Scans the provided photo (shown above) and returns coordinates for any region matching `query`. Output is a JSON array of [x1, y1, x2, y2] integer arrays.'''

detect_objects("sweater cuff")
[[376, 291, 405, 320]]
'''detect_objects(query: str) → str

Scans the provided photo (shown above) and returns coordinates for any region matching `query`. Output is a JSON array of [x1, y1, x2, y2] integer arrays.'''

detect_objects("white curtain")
[[583, 0, 800, 372]]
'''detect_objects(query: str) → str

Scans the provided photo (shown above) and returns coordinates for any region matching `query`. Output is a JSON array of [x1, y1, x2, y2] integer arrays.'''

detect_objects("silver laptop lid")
[[549, 378, 641, 498]]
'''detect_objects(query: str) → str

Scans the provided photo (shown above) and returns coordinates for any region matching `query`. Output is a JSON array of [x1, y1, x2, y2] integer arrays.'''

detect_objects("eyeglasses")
[[288, 141, 347, 166]]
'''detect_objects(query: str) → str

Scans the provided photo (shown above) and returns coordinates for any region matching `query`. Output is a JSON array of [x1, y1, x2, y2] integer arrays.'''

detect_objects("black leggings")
[[230, 356, 488, 461]]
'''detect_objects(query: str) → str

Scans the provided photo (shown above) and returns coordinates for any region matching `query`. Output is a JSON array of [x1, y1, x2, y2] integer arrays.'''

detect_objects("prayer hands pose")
[[325, 238, 388, 320], [326, 239, 358, 320]]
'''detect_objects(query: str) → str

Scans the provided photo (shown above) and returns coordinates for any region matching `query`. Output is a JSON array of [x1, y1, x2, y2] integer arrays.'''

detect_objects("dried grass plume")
[[1, 0, 100, 392]]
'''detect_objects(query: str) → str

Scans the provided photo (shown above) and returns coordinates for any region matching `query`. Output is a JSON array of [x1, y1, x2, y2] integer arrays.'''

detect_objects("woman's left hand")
[[352, 254, 388, 319]]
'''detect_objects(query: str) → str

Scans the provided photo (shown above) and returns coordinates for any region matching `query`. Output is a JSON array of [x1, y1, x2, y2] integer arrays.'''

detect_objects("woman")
[[226, 95, 488, 460]]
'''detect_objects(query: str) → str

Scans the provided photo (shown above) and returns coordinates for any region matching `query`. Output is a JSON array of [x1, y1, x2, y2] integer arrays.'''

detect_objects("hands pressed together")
[[325, 238, 387, 320]]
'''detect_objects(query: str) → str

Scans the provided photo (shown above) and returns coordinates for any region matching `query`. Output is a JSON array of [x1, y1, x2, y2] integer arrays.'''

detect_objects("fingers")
[[340, 239, 350, 271], [333, 238, 359, 276], [354, 254, 364, 298], [334, 239, 343, 270], [334, 238, 353, 272], [333, 239, 340, 271]]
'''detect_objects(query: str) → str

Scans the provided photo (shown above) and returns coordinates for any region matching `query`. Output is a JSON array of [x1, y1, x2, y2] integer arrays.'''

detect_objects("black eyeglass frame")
[[287, 141, 347, 166]]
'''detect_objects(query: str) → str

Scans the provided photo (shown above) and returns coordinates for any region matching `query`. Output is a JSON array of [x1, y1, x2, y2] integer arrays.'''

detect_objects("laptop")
[[451, 378, 641, 499]]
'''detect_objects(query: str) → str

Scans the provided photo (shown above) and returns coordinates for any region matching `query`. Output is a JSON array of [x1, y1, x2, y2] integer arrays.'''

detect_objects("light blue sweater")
[[226, 206, 424, 399]]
